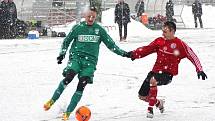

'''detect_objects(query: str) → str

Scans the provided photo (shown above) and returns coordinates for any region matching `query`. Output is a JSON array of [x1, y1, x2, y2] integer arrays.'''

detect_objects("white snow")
[[182, 5, 215, 28], [0, 5, 215, 121]]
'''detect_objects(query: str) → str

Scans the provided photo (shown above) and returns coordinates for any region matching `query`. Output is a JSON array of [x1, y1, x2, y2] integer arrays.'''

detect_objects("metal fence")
[[16, 0, 214, 27]]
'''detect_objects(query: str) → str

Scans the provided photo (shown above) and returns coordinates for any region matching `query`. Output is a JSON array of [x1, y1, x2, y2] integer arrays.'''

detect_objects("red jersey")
[[132, 37, 203, 75]]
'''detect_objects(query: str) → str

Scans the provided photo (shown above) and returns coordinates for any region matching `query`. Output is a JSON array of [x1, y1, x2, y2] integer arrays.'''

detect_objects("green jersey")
[[59, 21, 126, 64]]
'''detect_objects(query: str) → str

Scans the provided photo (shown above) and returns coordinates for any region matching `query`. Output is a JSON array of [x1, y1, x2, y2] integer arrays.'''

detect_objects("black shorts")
[[138, 71, 173, 96]]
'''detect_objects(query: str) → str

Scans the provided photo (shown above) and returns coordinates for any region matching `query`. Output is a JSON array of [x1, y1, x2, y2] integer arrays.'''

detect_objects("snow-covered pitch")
[[0, 5, 215, 121]]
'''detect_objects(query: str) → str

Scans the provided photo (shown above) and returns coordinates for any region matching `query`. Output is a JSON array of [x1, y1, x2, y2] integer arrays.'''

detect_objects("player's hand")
[[123, 51, 135, 61], [123, 51, 131, 58], [197, 71, 207, 80], [57, 55, 65, 64]]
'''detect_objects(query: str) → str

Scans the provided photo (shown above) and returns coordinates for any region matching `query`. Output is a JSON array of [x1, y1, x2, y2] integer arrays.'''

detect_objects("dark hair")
[[164, 21, 176, 32], [89, 6, 97, 12]]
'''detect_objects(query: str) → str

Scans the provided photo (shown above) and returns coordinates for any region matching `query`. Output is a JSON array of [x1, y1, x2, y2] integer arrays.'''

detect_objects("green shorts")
[[62, 55, 96, 84]]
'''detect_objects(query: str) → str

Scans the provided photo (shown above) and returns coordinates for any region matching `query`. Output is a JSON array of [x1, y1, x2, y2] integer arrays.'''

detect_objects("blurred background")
[[1, 0, 215, 39]]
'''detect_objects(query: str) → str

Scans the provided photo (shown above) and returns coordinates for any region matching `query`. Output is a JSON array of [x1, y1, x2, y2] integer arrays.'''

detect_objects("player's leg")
[[63, 76, 89, 120], [44, 70, 77, 111], [146, 77, 158, 118], [154, 72, 173, 113], [52, 70, 77, 101], [138, 71, 154, 102], [138, 72, 173, 118], [44, 60, 80, 111], [63, 60, 95, 119]]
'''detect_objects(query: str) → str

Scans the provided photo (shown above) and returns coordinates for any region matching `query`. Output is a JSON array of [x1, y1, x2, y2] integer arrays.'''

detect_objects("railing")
[[19, 0, 215, 28]]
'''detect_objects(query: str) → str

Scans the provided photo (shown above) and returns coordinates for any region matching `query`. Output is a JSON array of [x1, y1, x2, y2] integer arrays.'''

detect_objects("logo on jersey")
[[170, 43, 177, 49], [78, 35, 100, 42], [95, 28, 99, 35]]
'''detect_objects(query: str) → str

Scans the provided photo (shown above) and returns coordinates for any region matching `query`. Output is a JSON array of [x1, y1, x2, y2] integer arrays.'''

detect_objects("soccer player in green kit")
[[43, 7, 129, 120]]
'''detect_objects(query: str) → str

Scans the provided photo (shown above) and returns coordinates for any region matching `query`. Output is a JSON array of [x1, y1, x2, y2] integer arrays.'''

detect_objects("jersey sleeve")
[[181, 40, 203, 72], [100, 27, 126, 56], [132, 37, 162, 59], [59, 24, 78, 55]]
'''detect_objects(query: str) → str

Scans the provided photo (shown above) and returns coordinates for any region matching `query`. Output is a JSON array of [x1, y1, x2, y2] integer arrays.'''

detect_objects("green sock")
[[51, 80, 66, 102], [66, 91, 83, 112]]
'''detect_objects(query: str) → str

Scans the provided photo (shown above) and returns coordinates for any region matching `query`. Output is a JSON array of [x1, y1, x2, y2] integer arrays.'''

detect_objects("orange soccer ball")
[[75, 106, 91, 121]]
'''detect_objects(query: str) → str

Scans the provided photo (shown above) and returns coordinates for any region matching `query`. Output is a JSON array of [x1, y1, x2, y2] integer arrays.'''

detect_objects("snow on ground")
[[182, 5, 215, 28], [0, 5, 215, 121]]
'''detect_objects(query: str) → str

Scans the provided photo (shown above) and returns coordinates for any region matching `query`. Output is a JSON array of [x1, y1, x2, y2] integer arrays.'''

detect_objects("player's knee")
[[138, 80, 150, 96], [139, 95, 148, 102], [76, 76, 89, 92], [63, 70, 76, 85], [150, 77, 157, 86]]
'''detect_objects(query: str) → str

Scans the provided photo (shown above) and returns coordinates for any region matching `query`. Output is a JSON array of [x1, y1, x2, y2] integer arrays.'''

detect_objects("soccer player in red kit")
[[125, 21, 207, 118]]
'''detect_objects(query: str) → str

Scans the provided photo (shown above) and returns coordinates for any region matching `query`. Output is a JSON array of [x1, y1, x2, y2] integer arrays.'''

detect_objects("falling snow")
[[0, 4, 215, 121]]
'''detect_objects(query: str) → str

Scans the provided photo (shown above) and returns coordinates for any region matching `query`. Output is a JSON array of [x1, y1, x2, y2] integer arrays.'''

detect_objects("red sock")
[[148, 86, 158, 107]]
